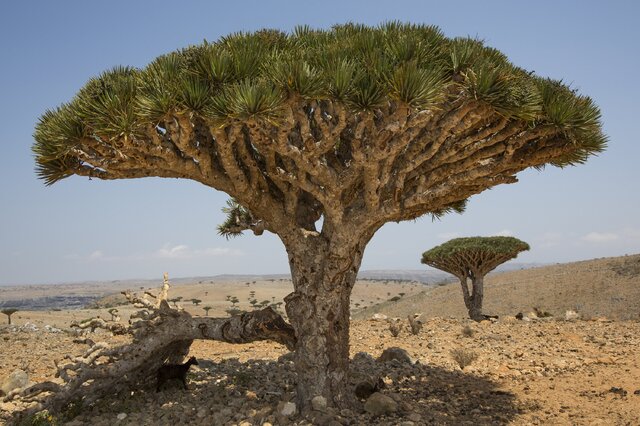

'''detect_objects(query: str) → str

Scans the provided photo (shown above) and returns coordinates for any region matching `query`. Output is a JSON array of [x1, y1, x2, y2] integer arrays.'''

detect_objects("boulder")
[[565, 310, 580, 321], [371, 313, 388, 321], [0, 369, 28, 396], [377, 347, 413, 364], [364, 392, 398, 416]]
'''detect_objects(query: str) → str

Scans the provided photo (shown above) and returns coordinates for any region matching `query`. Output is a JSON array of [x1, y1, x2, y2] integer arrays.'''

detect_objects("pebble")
[[279, 401, 296, 417], [312, 395, 328, 412]]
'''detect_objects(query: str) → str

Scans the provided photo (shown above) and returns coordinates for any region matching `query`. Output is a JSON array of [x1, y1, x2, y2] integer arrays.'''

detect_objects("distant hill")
[[354, 254, 640, 321]]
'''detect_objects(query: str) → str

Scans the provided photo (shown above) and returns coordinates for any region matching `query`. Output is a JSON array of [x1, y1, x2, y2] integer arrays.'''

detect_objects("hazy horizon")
[[0, 257, 608, 287], [1, 1, 639, 285]]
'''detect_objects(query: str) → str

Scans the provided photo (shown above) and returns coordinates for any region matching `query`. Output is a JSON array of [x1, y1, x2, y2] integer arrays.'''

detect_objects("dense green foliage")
[[422, 236, 530, 263], [34, 22, 606, 185]]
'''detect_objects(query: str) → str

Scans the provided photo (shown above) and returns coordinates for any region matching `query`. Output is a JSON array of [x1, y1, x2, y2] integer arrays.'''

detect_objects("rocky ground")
[[1, 315, 639, 425]]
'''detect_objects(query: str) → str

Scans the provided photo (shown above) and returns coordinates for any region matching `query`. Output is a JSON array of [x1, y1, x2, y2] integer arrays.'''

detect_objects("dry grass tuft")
[[450, 348, 478, 369]]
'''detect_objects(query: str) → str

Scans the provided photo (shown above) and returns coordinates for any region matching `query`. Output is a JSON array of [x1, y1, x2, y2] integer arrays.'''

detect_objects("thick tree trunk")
[[459, 274, 485, 321], [283, 233, 365, 412], [469, 275, 485, 321], [459, 275, 472, 313]]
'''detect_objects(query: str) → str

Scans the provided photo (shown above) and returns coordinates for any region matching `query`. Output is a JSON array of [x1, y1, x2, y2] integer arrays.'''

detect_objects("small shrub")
[[19, 410, 58, 426], [388, 321, 402, 337], [461, 325, 475, 338], [389, 296, 401, 302], [450, 348, 478, 370], [407, 315, 423, 335], [60, 400, 83, 422], [231, 371, 252, 386], [533, 307, 552, 318]]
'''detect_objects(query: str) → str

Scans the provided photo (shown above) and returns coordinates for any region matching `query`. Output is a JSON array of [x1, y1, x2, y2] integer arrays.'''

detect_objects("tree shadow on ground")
[[8, 356, 523, 425]]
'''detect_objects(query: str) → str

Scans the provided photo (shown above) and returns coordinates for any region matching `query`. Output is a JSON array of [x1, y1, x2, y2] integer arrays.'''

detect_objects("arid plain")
[[1, 255, 639, 425]]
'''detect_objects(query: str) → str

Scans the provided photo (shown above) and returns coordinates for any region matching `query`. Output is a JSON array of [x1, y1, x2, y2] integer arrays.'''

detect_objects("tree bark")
[[458, 275, 472, 315], [283, 231, 366, 411], [469, 275, 485, 321]]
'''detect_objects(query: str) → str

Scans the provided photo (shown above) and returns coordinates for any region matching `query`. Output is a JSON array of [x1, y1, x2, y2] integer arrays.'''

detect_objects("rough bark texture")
[[283, 229, 369, 410], [459, 274, 485, 321], [7, 280, 294, 423]]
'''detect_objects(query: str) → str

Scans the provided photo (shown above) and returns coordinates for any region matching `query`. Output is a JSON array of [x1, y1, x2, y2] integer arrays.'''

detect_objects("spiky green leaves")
[[421, 236, 530, 275], [217, 198, 256, 239], [388, 62, 448, 109], [33, 105, 85, 185], [422, 236, 530, 261], [537, 79, 607, 166], [33, 22, 607, 185], [209, 80, 284, 122]]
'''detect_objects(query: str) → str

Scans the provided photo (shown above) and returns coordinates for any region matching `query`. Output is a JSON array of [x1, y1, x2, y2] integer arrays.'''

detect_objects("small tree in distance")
[[107, 308, 119, 321], [421, 236, 529, 321], [1, 308, 18, 325], [202, 306, 212, 316]]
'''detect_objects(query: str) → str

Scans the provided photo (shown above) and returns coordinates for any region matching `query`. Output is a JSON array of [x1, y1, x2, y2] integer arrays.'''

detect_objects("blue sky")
[[1, 1, 639, 284]]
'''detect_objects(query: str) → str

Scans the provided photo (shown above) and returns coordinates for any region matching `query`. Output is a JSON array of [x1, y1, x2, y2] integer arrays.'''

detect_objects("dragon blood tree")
[[422, 236, 530, 321], [33, 23, 605, 410]]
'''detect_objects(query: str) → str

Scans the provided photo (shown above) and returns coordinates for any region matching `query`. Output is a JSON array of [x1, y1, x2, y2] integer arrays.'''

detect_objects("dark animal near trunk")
[[156, 356, 198, 392], [354, 377, 386, 400]]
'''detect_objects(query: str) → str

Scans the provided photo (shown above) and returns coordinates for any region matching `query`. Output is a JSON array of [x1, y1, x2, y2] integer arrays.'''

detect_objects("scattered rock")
[[609, 387, 627, 396], [196, 407, 208, 418], [407, 412, 422, 422], [116, 412, 127, 421], [279, 401, 296, 417], [352, 351, 375, 364], [0, 369, 28, 396], [21, 323, 39, 332], [364, 392, 398, 416], [371, 313, 388, 321], [311, 395, 327, 412], [564, 310, 580, 321], [277, 352, 295, 363], [44, 325, 62, 333], [377, 347, 412, 364]]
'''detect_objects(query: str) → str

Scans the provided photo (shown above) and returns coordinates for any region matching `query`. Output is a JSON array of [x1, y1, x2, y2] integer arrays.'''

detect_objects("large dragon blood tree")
[[31, 23, 605, 410], [422, 236, 530, 321]]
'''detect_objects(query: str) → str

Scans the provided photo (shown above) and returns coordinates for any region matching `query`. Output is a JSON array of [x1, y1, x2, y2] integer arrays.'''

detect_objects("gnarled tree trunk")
[[459, 273, 485, 322], [469, 275, 485, 321], [283, 230, 367, 410]]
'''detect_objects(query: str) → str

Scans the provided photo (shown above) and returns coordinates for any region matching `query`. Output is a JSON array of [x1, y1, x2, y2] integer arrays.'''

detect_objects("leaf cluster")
[[217, 198, 255, 239], [421, 236, 530, 264], [34, 22, 607, 184]]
